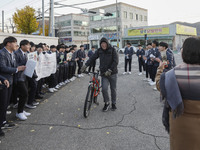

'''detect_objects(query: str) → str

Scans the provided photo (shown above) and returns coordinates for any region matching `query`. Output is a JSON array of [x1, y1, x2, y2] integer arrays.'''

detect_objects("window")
[[74, 20, 88, 26], [91, 12, 117, 21], [145, 16, 147, 21], [124, 25, 128, 29], [56, 20, 71, 28], [58, 31, 71, 37], [123, 11, 127, 18], [140, 15, 143, 21], [130, 13, 133, 19], [74, 31, 87, 36], [135, 14, 138, 21]]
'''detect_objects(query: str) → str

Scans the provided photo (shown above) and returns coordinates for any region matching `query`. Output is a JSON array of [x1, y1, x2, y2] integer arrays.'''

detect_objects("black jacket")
[[0, 48, 17, 85], [77, 49, 86, 62], [85, 38, 119, 75], [14, 49, 27, 82]]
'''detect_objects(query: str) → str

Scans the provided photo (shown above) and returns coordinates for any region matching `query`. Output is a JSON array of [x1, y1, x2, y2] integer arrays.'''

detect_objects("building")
[[123, 24, 197, 50], [55, 13, 89, 47], [89, 2, 148, 48]]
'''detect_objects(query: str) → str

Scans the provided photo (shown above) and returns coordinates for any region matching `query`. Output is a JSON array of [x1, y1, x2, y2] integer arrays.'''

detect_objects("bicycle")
[[83, 70, 101, 118]]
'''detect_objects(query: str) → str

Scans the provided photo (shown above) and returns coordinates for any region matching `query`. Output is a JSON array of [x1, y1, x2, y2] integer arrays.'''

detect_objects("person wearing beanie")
[[81, 37, 119, 112]]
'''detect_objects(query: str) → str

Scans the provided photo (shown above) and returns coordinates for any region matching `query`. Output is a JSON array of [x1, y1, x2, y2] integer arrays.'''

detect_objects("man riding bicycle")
[[81, 37, 119, 112]]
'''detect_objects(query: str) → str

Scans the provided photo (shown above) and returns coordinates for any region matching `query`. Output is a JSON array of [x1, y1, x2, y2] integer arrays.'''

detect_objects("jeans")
[[101, 74, 117, 104]]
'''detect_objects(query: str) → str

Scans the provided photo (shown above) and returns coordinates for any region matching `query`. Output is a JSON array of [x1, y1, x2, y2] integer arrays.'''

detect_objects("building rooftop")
[[90, 2, 147, 11]]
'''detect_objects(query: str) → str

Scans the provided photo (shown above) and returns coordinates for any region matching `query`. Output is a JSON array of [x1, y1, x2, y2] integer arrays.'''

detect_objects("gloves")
[[81, 65, 87, 73], [104, 69, 112, 77]]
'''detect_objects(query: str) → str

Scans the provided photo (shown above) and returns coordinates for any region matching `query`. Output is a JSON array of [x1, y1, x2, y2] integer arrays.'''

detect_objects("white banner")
[[27, 52, 57, 81]]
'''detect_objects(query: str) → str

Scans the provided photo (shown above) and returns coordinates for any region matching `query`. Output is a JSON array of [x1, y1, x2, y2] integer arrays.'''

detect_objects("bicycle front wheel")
[[83, 85, 94, 118]]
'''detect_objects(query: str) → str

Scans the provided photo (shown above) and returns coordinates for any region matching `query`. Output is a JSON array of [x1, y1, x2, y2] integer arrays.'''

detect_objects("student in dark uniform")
[[0, 36, 26, 136], [136, 44, 146, 75], [123, 43, 134, 75], [87, 46, 96, 73], [77, 45, 86, 78]]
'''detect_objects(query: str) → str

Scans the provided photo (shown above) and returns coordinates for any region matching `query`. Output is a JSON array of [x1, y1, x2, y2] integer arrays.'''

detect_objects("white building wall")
[[0, 32, 58, 46]]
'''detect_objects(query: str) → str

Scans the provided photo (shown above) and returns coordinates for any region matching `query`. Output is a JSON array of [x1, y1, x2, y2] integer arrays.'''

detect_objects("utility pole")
[[42, 0, 45, 36], [2, 10, 4, 32], [116, 0, 119, 48], [50, 0, 54, 37], [49, 0, 51, 36]]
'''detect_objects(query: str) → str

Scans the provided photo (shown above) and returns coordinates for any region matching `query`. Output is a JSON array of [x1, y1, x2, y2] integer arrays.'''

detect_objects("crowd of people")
[[123, 40, 176, 91], [0, 36, 97, 137]]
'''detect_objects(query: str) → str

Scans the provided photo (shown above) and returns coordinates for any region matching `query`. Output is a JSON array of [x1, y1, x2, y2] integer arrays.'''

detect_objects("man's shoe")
[[122, 72, 127, 75], [53, 88, 58, 92], [102, 103, 110, 112], [138, 72, 142, 76], [0, 129, 5, 136], [111, 104, 117, 111], [16, 113, 27, 121], [25, 104, 36, 109], [32, 101, 39, 106], [149, 82, 156, 86], [49, 88, 54, 93], [6, 111, 12, 115], [1, 122, 15, 129], [35, 95, 43, 99], [23, 111, 31, 117], [128, 72, 131, 75]]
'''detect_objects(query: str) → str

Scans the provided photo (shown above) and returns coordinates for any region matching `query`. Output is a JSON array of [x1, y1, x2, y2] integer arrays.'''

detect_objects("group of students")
[[0, 36, 96, 137], [123, 40, 176, 90]]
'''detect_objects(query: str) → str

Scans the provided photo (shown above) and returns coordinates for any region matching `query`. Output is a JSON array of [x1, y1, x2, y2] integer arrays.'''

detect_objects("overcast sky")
[[0, 0, 199, 28]]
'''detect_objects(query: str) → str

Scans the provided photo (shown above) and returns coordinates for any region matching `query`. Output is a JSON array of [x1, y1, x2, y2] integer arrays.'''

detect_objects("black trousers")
[[152, 65, 158, 82], [77, 61, 83, 75], [58, 64, 64, 83], [48, 74, 57, 88], [0, 85, 13, 127], [63, 63, 69, 81], [88, 61, 96, 73], [73, 62, 76, 76], [17, 81, 28, 113], [145, 63, 149, 78], [125, 58, 132, 72], [138, 58, 146, 72], [27, 77, 37, 105], [10, 83, 18, 105], [36, 78, 44, 96]]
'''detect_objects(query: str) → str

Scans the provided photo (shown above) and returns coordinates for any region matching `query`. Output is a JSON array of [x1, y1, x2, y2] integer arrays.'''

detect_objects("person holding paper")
[[14, 40, 31, 120]]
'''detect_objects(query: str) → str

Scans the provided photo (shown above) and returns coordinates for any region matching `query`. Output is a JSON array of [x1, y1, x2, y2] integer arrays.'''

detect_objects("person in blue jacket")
[[123, 43, 134, 75]]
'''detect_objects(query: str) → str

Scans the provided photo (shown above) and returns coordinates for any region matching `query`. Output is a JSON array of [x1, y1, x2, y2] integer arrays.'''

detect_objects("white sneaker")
[[6, 111, 12, 115], [49, 88, 54, 93], [55, 85, 60, 89], [59, 83, 63, 86], [143, 72, 146, 75], [81, 74, 84, 77], [62, 82, 66, 85], [16, 113, 27, 121], [67, 79, 70, 83], [123, 72, 127, 75], [153, 87, 158, 91], [138, 72, 142, 76], [143, 78, 148, 81], [70, 78, 73, 82], [77, 74, 81, 78], [53, 88, 58, 92], [149, 82, 156, 86], [128, 72, 131, 75], [147, 79, 152, 82], [23, 111, 31, 117]]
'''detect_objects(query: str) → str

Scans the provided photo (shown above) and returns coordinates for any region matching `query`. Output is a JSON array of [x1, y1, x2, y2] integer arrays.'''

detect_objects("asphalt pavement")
[[0, 52, 182, 150]]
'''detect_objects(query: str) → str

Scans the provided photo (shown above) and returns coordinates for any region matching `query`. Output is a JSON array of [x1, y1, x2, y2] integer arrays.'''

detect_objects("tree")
[[39, 24, 49, 36], [13, 6, 38, 34]]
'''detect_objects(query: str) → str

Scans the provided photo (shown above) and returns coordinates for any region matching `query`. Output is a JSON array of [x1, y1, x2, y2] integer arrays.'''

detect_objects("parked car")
[[113, 45, 120, 52], [119, 46, 137, 54]]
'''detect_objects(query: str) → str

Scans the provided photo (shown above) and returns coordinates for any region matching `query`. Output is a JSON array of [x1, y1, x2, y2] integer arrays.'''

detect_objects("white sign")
[[35, 52, 57, 81], [24, 59, 37, 78]]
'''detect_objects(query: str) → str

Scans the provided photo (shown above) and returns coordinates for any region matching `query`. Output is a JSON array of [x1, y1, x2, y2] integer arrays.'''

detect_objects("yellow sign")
[[128, 27, 170, 36], [176, 24, 197, 36]]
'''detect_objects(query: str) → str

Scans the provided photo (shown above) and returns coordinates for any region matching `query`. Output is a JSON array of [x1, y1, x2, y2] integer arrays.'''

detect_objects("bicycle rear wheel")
[[83, 85, 94, 118]]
